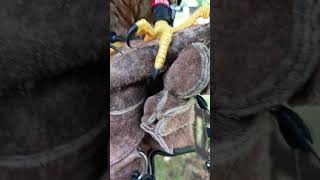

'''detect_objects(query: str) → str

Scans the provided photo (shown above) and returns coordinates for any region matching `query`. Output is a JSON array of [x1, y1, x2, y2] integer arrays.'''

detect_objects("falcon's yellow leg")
[[126, 5, 210, 78], [127, 19, 173, 78], [173, 4, 210, 33], [135, 19, 157, 42], [153, 20, 173, 70]]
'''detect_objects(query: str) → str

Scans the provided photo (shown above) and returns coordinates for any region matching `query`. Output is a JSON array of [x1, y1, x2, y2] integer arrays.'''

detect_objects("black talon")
[[195, 95, 210, 112], [151, 69, 161, 80], [127, 24, 138, 48], [110, 44, 123, 54], [109, 31, 125, 54]]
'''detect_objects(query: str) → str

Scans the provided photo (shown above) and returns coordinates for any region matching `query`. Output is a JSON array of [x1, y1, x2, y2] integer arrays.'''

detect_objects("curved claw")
[[126, 24, 138, 48], [151, 69, 161, 80], [110, 44, 123, 54]]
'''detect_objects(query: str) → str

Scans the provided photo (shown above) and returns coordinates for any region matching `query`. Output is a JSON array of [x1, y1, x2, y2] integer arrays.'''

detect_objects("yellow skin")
[[110, 42, 124, 55], [110, 4, 210, 68], [134, 4, 210, 70]]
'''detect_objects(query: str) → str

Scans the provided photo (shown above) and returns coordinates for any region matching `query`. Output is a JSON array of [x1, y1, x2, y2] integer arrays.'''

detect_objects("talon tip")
[[110, 44, 123, 54], [127, 24, 138, 48], [151, 69, 161, 80]]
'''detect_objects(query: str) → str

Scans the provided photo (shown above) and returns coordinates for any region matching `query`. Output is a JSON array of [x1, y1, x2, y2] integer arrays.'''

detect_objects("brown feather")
[[110, 0, 143, 35], [110, 0, 181, 35]]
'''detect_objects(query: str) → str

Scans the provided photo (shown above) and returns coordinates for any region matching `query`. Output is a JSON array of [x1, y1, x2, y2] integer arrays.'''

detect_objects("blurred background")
[[172, 0, 210, 27]]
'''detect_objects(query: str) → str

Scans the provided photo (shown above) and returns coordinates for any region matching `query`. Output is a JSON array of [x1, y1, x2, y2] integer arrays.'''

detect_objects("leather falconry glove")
[[110, 24, 210, 180], [140, 43, 210, 155]]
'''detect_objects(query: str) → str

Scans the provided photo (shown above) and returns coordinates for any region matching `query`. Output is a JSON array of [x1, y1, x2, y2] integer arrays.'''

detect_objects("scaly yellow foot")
[[135, 19, 157, 42], [126, 5, 210, 78], [127, 19, 173, 78], [173, 4, 210, 33], [126, 19, 157, 46]]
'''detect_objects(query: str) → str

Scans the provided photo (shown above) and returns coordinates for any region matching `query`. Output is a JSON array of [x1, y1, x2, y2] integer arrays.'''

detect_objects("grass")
[[154, 153, 209, 180]]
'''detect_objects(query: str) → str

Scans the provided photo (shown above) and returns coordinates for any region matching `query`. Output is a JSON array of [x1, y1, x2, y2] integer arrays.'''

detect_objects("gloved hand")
[[141, 43, 210, 154], [110, 24, 210, 179]]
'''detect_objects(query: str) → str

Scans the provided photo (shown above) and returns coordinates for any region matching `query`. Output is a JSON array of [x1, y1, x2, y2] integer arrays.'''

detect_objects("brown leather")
[[110, 38, 210, 179], [141, 90, 196, 154], [213, 131, 272, 180], [0, 0, 106, 179], [289, 65, 320, 105], [140, 43, 210, 154], [110, 79, 146, 179], [213, 0, 320, 180], [164, 43, 210, 99], [213, 113, 273, 165], [213, 0, 320, 117]]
